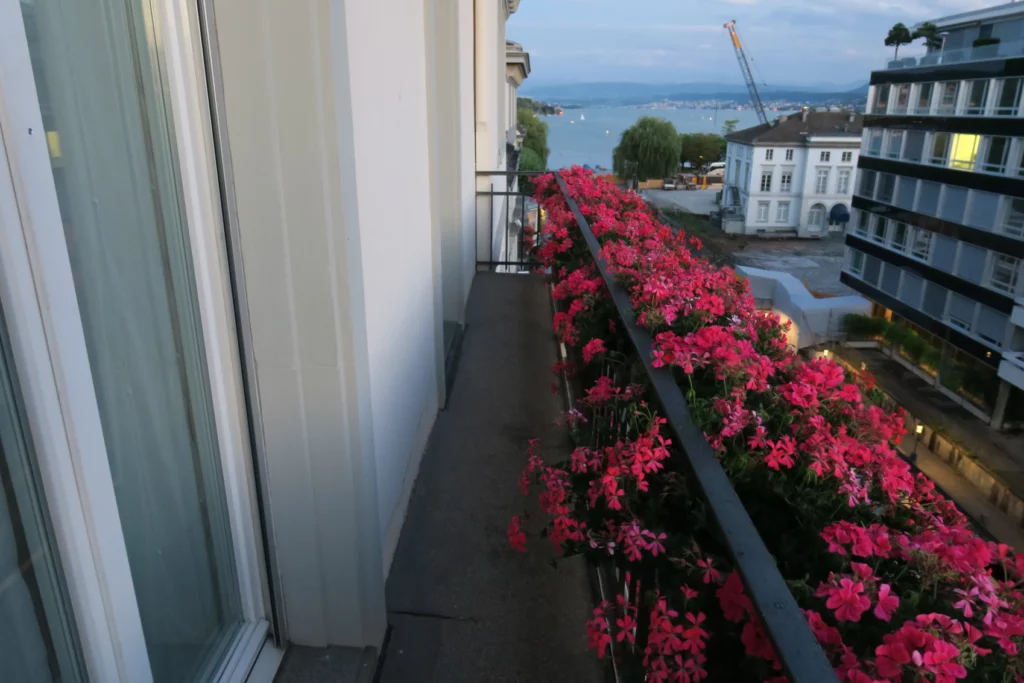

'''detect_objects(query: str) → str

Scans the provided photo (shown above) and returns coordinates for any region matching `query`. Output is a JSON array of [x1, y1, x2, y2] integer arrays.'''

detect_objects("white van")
[[707, 162, 726, 171]]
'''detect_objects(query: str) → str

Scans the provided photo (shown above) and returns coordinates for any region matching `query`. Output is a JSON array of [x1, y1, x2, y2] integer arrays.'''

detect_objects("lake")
[[544, 107, 784, 171]]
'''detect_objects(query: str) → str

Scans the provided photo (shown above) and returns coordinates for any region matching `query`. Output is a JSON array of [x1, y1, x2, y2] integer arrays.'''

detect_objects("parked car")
[[663, 178, 677, 190]]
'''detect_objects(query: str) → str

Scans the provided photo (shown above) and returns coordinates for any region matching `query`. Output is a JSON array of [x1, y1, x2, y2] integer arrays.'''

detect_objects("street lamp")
[[912, 422, 924, 463]]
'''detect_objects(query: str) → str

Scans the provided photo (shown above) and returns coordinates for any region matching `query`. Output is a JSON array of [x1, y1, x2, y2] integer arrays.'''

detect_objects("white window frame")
[[914, 82, 934, 115], [765, 149, 774, 161], [936, 81, 959, 114], [910, 228, 933, 262], [785, 149, 793, 161], [1004, 196, 1024, 237], [867, 129, 883, 157], [841, 151, 853, 163], [814, 167, 830, 194], [849, 249, 866, 276], [871, 218, 888, 244], [776, 201, 790, 223], [994, 77, 1023, 116], [779, 170, 793, 193], [886, 130, 904, 160], [820, 151, 831, 163], [760, 169, 773, 192], [0, 3, 272, 682], [989, 253, 1020, 294], [891, 222, 909, 252], [756, 201, 770, 223], [836, 168, 852, 195], [964, 78, 991, 116], [980, 136, 1011, 175]]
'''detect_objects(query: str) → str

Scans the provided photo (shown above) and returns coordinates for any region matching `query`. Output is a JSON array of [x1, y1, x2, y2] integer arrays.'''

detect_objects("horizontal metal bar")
[[554, 173, 838, 683], [476, 170, 545, 177], [476, 191, 533, 197], [475, 260, 540, 267]]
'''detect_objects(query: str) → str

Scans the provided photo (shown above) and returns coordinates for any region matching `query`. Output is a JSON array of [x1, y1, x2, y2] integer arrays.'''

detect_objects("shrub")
[[511, 168, 1024, 682], [844, 313, 887, 338]]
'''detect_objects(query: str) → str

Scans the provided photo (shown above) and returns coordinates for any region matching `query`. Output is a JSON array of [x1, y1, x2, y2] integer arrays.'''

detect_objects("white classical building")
[[0, 0, 527, 682], [722, 110, 864, 238]]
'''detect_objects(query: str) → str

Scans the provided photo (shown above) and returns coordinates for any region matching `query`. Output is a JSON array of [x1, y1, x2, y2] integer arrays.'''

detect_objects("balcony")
[[1001, 351, 1024, 391], [881, 37, 1024, 71]]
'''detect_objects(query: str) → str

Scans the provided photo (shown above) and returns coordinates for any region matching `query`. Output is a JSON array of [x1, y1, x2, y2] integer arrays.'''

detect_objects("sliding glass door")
[[8, 1, 260, 681], [0, 303, 86, 683]]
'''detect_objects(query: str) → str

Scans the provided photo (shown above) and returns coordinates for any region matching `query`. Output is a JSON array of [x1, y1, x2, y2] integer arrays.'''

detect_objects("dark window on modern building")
[[923, 282, 949, 318]]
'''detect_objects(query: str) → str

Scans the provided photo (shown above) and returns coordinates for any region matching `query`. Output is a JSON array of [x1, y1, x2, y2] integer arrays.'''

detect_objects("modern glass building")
[[843, 2, 1024, 428]]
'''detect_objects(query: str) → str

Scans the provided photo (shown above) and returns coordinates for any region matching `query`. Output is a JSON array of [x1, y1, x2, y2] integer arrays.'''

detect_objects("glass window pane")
[[0, 305, 87, 683], [949, 134, 980, 171], [937, 82, 959, 114], [916, 83, 933, 113], [965, 80, 989, 115], [996, 77, 1022, 115], [18, 2, 245, 682]]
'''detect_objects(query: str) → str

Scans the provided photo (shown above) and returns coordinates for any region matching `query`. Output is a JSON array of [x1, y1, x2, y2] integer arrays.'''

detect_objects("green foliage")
[[973, 37, 1001, 48], [518, 146, 544, 195], [843, 314, 887, 338], [912, 22, 943, 50], [612, 117, 681, 182], [722, 119, 740, 136], [679, 133, 726, 170], [901, 334, 927, 363], [518, 107, 550, 168], [885, 23, 914, 58], [920, 345, 941, 371], [883, 323, 911, 348], [517, 96, 560, 116]]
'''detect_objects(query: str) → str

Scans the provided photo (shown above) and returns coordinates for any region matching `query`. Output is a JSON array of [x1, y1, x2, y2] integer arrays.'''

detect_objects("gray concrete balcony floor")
[[274, 273, 602, 683]]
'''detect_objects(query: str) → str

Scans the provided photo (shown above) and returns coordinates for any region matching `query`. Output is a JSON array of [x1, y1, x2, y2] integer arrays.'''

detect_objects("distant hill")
[[519, 81, 869, 106]]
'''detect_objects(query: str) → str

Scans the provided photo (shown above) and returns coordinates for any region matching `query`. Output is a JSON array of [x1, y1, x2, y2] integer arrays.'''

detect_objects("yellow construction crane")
[[723, 20, 768, 125]]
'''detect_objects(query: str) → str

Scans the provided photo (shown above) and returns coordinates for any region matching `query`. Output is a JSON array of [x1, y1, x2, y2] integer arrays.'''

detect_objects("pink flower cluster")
[[510, 168, 1024, 681]]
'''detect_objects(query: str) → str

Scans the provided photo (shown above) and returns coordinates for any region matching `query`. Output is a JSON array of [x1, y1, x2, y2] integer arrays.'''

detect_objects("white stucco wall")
[[344, 0, 441, 569], [213, 0, 389, 649], [724, 139, 857, 238], [738, 266, 872, 349]]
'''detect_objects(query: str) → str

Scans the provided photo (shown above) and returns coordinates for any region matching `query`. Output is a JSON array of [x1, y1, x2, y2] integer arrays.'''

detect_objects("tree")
[[912, 21, 943, 50], [612, 117, 681, 182], [517, 107, 549, 167], [518, 146, 544, 195], [722, 119, 740, 136], [885, 23, 913, 59], [679, 133, 725, 171]]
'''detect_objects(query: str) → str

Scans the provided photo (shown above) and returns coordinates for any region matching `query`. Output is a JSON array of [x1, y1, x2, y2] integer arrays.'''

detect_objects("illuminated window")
[[948, 134, 980, 171]]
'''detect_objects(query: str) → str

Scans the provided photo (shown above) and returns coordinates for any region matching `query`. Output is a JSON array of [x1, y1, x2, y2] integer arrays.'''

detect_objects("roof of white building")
[[920, 1, 1024, 30], [725, 110, 863, 145]]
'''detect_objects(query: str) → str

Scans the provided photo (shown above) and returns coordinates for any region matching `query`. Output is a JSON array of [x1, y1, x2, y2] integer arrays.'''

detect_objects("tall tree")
[[517, 107, 550, 167], [518, 147, 544, 195], [722, 119, 740, 136], [612, 117, 681, 182], [912, 22, 943, 50], [885, 23, 913, 58], [679, 133, 725, 170]]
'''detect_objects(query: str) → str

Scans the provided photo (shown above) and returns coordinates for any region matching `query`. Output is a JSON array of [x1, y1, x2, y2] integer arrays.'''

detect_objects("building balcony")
[[880, 38, 1024, 71], [1000, 351, 1024, 391]]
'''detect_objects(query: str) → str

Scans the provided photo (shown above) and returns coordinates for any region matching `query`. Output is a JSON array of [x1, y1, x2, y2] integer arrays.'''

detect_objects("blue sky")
[[509, 0, 995, 88]]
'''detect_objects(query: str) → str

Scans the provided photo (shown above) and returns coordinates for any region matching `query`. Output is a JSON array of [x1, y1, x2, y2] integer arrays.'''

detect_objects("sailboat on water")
[[580, 114, 585, 121]]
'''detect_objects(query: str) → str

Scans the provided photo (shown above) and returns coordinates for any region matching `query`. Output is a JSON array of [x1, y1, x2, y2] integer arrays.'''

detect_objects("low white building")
[[722, 110, 864, 238]]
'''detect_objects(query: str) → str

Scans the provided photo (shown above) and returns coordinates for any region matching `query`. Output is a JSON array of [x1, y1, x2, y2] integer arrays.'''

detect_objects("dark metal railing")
[[554, 173, 838, 683], [476, 169, 544, 271]]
